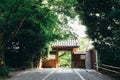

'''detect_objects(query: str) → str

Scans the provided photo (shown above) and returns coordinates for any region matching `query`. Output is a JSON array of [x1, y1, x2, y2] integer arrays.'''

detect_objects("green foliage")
[[46, 0, 79, 31], [113, 27, 120, 48], [47, 0, 78, 18], [58, 51, 71, 67], [0, 0, 76, 68], [0, 77, 7, 80], [75, 0, 120, 67], [79, 37, 93, 51], [0, 64, 9, 77]]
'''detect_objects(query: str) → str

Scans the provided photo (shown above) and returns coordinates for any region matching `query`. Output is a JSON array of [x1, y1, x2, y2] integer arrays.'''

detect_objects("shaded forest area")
[[0, 0, 120, 77], [75, 0, 120, 67]]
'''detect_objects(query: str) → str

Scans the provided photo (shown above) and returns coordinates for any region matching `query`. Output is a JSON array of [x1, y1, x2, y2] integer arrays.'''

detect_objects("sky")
[[68, 17, 94, 49], [68, 17, 87, 38]]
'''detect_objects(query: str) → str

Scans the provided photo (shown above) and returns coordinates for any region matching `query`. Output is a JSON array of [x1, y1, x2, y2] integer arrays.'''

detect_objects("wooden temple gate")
[[42, 39, 80, 68], [42, 39, 97, 69]]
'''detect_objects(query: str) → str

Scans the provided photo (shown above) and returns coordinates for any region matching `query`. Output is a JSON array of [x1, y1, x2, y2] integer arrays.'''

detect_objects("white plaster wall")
[[86, 51, 91, 69]]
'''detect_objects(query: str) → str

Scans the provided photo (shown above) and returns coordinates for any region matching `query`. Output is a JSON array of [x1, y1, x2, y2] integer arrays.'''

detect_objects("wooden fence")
[[99, 64, 120, 74]]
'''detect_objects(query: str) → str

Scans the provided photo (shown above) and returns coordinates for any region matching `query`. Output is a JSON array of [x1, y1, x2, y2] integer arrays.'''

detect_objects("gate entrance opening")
[[58, 51, 71, 68]]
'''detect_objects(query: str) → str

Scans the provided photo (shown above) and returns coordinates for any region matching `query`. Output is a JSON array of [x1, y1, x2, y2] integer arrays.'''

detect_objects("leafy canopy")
[[75, 0, 120, 66], [0, 0, 77, 68]]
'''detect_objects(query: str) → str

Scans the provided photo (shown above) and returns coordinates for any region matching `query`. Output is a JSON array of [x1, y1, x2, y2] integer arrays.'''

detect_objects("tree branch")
[[7, 17, 26, 43], [6, 0, 24, 25]]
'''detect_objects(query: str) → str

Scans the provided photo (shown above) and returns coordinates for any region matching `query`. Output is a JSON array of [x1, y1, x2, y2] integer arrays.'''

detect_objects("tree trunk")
[[33, 56, 42, 68]]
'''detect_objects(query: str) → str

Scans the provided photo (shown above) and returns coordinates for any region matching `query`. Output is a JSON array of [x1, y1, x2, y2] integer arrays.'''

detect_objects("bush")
[[0, 64, 9, 77], [21, 60, 33, 70]]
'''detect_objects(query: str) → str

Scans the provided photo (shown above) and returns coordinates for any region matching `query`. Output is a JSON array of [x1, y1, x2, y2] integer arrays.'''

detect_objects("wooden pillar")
[[90, 49, 97, 70], [55, 50, 58, 68], [71, 47, 79, 68]]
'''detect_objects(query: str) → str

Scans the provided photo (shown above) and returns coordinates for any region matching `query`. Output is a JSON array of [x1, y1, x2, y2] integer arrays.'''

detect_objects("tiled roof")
[[51, 39, 80, 47], [74, 51, 86, 54]]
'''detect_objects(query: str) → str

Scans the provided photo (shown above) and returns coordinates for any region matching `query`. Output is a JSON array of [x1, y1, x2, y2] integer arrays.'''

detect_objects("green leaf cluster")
[[0, 64, 9, 77], [0, 0, 76, 68], [75, 0, 120, 67], [58, 51, 71, 68]]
